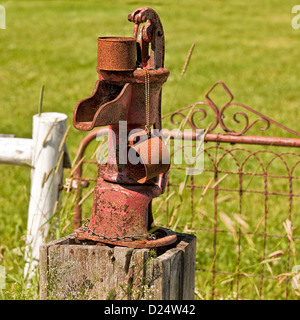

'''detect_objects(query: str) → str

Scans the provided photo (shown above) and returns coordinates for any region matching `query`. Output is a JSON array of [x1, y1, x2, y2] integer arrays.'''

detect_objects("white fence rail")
[[0, 138, 33, 166]]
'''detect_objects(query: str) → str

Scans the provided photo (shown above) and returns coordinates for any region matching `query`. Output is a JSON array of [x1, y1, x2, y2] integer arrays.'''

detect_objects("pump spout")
[[73, 68, 169, 132], [73, 80, 133, 131]]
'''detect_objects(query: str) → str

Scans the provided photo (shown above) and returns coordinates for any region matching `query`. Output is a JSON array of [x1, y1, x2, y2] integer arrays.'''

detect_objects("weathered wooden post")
[[39, 231, 196, 300], [39, 7, 197, 300]]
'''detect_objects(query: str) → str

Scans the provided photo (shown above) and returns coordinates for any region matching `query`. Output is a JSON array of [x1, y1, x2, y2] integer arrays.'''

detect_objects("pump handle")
[[128, 7, 165, 69]]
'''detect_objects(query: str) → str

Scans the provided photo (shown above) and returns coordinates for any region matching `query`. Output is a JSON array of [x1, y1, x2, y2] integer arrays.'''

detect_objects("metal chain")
[[144, 68, 151, 136], [75, 219, 157, 242]]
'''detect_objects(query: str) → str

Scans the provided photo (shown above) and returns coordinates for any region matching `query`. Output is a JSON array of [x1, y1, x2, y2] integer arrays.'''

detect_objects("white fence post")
[[24, 112, 68, 278]]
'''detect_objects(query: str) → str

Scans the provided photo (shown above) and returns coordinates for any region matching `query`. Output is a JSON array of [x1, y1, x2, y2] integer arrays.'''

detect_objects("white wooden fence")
[[0, 112, 70, 279]]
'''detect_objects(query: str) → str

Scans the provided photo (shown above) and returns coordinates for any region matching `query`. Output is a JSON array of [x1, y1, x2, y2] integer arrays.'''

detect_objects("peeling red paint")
[[73, 8, 175, 248]]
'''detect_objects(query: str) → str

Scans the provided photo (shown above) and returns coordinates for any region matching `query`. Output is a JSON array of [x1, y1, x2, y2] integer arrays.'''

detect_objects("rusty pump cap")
[[97, 37, 137, 71]]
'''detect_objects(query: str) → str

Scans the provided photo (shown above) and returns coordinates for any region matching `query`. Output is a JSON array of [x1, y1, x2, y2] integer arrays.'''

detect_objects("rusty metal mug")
[[128, 130, 170, 184]]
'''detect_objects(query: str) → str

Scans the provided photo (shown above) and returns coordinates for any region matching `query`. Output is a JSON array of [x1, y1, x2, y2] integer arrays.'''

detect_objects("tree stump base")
[[39, 230, 196, 300]]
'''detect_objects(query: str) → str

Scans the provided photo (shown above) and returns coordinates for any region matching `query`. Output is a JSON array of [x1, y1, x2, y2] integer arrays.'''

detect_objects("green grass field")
[[1, 0, 300, 299]]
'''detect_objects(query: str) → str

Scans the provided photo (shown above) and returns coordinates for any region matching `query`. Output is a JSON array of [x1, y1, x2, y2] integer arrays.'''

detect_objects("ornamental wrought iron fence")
[[69, 81, 300, 300]]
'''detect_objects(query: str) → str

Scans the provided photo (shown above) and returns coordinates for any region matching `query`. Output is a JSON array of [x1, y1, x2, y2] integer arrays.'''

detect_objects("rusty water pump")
[[73, 7, 176, 248]]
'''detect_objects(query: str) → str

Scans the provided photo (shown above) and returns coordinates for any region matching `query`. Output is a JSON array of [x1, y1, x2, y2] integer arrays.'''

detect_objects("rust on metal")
[[75, 227, 177, 248], [128, 130, 170, 183], [72, 7, 174, 248], [163, 81, 300, 139], [73, 69, 169, 131], [97, 37, 137, 71], [72, 78, 300, 297], [161, 81, 300, 300]]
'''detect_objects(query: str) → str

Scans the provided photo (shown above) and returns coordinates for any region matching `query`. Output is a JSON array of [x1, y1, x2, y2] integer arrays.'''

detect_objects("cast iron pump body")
[[73, 7, 176, 248]]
